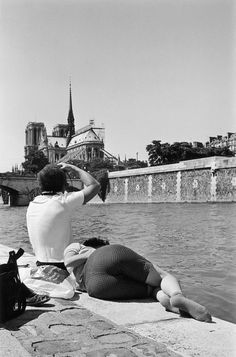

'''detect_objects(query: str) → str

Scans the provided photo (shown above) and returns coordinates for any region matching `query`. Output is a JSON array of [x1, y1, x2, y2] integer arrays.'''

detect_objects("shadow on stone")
[[108, 297, 156, 304], [2, 307, 53, 331]]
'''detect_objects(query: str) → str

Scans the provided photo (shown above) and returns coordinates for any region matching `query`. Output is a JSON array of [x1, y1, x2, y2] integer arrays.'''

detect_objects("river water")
[[0, 202, 235, 324]]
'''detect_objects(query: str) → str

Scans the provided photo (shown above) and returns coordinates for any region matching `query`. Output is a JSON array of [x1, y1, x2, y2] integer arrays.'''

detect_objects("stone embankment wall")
[[106, 156, 236, 203]]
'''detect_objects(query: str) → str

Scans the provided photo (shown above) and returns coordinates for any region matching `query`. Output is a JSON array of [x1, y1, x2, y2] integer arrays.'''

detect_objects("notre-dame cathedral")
[[24, 84, 116, 164]]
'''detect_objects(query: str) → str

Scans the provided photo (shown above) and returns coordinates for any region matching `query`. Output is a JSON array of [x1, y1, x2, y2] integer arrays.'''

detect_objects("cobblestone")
[[1, 299, 182, 357]]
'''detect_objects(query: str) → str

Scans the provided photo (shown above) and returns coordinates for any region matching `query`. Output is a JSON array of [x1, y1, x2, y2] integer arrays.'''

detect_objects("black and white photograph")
[[0, 0, 235, 356]]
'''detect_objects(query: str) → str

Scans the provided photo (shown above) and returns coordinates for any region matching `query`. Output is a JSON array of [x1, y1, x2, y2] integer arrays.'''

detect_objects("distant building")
[[206, 132, 236, 155], [192, 141, 204, 148], [24, 83, 117, 164]]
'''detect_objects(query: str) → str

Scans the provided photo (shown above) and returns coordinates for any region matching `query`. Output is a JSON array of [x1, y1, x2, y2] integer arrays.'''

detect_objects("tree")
[[88, 158, 115, 172], [146, 141, 164, 166], [206, 146, 234, 157], [146, 140, 234, 166], [22, 150, 49, 174], [124, 158, 148, 169]]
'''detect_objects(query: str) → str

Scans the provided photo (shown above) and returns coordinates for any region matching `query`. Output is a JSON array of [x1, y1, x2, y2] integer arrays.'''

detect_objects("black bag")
[[0, 248, 26, 323]]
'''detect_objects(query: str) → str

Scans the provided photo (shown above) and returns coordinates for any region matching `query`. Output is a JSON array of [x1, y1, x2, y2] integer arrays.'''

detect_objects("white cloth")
[[26, 191, 84, 262], [22, 265, 76, 299]]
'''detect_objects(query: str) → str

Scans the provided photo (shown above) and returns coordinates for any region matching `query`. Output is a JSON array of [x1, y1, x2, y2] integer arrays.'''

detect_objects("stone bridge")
[[0, 175, 82, 206]]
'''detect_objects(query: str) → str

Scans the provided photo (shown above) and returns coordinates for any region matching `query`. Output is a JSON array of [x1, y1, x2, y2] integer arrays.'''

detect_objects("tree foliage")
[[146, 140, 234, 166], [63, 158, 115, 178], [22, 150, 49, 174], [124, 158, 148, 169]]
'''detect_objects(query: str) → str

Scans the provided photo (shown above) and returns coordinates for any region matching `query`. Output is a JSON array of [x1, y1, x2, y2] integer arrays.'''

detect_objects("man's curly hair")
[[37, 164, 67, 193]]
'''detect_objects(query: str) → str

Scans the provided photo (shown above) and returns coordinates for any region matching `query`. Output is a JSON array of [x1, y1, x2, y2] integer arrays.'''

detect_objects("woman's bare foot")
[[170, 294, 212, 322]]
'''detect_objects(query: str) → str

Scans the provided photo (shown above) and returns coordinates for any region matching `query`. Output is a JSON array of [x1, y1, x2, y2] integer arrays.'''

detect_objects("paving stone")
[[95, 331, 137, 344], [49, 323, 87, 335], [31, 339, 83, 355], [87, 319, 115, 333], [84, 347, 139, 356], [60, 306, 94, 322], [132, 342, 169, 356], [1, 299, 182, 357]]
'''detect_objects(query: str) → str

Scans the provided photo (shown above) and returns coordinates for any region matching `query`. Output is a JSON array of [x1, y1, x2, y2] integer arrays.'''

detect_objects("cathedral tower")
[[24, 122, 45, 157], [66, 82, 75, 146]]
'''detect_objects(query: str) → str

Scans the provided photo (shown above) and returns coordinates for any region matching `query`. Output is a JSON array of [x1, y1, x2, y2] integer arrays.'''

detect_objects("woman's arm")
[[64, 245, 95, 269], [64, 252, 88, 269]]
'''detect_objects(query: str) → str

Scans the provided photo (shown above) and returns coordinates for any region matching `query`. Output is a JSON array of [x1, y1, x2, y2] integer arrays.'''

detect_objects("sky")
[[0, 0, 235, 172]]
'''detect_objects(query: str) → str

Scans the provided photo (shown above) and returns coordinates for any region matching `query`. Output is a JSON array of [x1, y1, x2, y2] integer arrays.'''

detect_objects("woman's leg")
[[149, 269, 182, 314], [159, 274, 212, 322], [146, 266, 212, 322], [160, 273, 182, 296]]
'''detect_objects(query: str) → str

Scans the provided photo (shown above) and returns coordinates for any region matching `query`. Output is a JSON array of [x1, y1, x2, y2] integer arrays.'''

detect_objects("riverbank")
[[1, 202, 236, 324], [0, 244, 235, 357]]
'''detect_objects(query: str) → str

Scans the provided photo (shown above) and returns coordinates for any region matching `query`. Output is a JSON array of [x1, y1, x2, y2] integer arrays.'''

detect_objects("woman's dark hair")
[[82, 238, 110, 249], [37, 164, 67, 193]]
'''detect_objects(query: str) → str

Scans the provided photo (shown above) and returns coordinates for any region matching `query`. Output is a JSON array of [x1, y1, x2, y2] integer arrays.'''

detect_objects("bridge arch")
[[0, 184, 20, 205], [0, 184, 19, 194]]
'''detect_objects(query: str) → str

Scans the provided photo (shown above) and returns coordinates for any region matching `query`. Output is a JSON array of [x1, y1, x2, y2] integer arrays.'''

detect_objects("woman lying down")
[[64, 238, 212, 323]]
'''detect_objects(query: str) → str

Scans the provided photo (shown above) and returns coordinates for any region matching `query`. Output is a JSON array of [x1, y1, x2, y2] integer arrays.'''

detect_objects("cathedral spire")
[[66, 80, 75, 146]]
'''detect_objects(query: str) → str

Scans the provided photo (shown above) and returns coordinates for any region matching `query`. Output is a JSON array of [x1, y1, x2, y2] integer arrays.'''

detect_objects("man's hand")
[[57, 162, 70, 170]]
